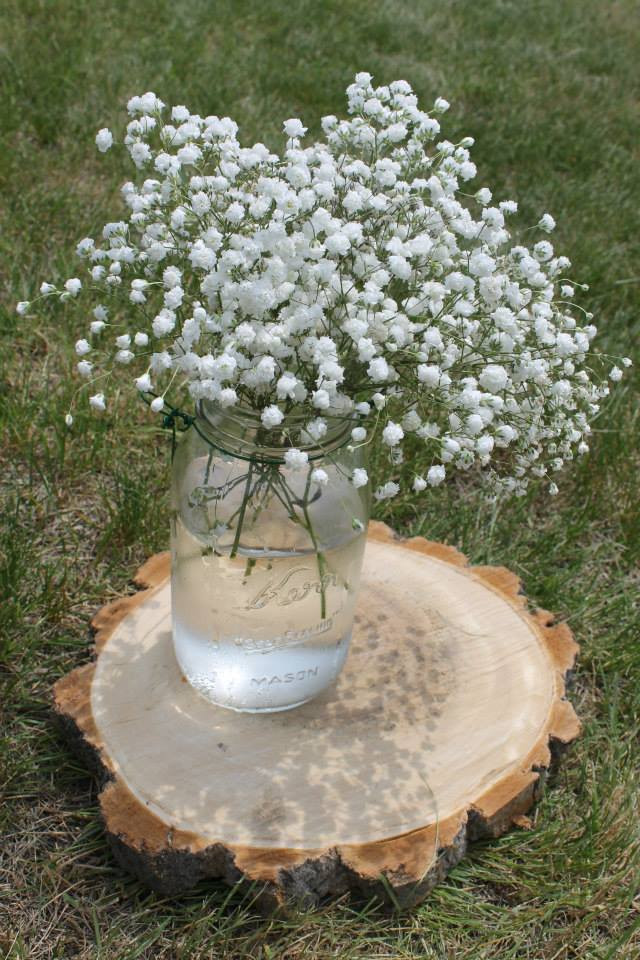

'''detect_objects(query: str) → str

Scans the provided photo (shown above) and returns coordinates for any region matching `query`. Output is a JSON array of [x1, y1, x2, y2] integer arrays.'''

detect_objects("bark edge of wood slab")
[[53, 521, 581, 909]]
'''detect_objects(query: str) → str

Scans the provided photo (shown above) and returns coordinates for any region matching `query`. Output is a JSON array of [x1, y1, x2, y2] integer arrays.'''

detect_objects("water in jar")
[[171, 456, 367, 712]]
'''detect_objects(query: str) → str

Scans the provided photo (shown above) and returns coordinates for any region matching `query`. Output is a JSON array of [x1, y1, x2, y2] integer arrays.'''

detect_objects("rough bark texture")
[[52, 522, 581, 909]]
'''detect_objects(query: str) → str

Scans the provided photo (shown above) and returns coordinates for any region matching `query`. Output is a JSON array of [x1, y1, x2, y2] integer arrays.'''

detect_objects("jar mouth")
[[195, 400, 354, 463]]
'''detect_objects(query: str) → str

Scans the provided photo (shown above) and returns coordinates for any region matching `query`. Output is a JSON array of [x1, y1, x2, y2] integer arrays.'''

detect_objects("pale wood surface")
[[53, 522, 580, 908]]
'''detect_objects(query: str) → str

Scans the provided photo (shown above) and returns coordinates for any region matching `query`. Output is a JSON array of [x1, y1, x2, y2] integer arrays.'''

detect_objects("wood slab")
[[53, 521, 580, 909]]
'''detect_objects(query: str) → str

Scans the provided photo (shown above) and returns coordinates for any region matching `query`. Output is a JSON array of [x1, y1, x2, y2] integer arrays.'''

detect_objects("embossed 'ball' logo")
[[245, 566, 340, 610]]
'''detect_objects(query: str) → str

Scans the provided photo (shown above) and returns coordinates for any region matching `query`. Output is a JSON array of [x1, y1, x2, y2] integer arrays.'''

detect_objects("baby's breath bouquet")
[[21, 74, 630, 712], [21, 72, 628, 499]]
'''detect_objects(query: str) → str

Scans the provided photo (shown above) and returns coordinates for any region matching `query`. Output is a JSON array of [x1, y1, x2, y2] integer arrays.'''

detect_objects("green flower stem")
[[229, 460, 254, 560], [218, 457, 329, 619], [300, 468, 328, 620]]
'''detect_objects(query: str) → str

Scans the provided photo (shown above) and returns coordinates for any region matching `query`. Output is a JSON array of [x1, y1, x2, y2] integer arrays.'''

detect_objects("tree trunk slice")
[[53, 521, 580, 909]]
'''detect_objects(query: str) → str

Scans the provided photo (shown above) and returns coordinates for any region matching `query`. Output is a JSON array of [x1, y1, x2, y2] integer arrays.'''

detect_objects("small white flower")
[[403, 410, 422, 432], [325, 233, 351, 256], [413, 476, 427, 492], [75, 339, 91, 355], [64, 278, 82, 296], [434, 97, 450, 113], [312, 389, 331, 410], [77, 360, 93, 377], [171, 105, 190, 122], [261, 405, 284, 428], [469, 252, 495, 277], [276, 373, 298, 399], [283, 118, 307, 138], [386, 122, 408, 142], [496, 425, 517, 446], [76, 237, 94, 258], [475, 187, 492, 205], [16, 301, 30, 315], [219, 388, 238, 407], [476, 435, 495, 456], [65, 413, 73, 427], [163, 266, 182, 289], [388, 255, 412, 280], [538, 213, 556, 233], [255, 356, 276, 384], [479, 364, 509, 393], [135, 373, 152, 392], [189, 241, 216, 270], [89, 392, 106, 411], [534, 241, 553, 262], [427, 465, 446, 486], [352, 468, 369, 488], [284, 448, 309, 470], [382, 421, 404, 446], [191, 191, 211, 216], [150, 396, 165, 413], [305, 418, 327, 440], [134, 331, 149, 346], [40, 282, 55, 295], [417, 364, 442, 387], [95, 128, 114, 152], [343, 190, 364, 214], [549, 481, 559, 496], [164, 286, 184, 310], [351, 427, 366, 442], [152, 309, 176, 337], [609, 366, 623, 382], [374, 481, 400, 500], [225, 201, 245, 223], [130, 141, 152, 166], [128, 91, 164, 115], [368, 357, 389, 382], [177, 143, 201, 166], [311, 468, 329, 485]]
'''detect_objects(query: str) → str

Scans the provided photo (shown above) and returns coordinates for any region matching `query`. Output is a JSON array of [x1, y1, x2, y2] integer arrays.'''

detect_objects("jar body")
[[170, 405, 370, 712]]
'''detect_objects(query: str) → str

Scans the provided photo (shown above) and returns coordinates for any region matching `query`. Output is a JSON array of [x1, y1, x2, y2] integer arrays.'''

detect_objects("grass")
[[1, 0, 639, 956]]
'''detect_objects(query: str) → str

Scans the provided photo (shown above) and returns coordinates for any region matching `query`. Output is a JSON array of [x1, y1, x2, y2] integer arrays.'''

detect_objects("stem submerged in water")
[[229, 460, 254, 559], [221, 457, 329, 620], [300, 467, 327, 620]]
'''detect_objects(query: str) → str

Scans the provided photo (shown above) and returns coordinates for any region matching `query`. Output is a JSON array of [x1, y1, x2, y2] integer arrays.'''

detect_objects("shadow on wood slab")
[[52, 522, 580, 910]]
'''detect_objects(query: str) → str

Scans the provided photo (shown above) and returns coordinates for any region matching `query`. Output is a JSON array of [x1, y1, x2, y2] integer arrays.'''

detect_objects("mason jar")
[[170, 401, 370, 713]]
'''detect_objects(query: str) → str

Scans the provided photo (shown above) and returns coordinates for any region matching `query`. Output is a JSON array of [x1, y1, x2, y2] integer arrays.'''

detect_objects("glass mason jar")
[[170, 401, 370, 713]]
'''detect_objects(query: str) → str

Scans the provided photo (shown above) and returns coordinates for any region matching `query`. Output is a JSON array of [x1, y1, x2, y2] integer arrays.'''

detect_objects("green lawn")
[[1, 0, 639, 957]]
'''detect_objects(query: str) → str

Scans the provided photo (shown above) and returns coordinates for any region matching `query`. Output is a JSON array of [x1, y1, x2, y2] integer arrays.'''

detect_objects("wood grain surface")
[[53, 522, 580, 908]]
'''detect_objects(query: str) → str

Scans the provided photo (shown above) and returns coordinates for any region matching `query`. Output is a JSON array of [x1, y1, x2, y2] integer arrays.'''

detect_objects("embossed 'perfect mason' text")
[[232, 617, 334, 654]]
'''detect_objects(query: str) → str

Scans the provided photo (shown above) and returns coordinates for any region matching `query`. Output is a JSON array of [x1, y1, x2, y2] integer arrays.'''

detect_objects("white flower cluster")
[[24, 74, 630, 497]]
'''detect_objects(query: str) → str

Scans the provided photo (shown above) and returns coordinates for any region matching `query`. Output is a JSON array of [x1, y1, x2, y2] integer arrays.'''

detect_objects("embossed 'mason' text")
[[251, 667, 319, 686]]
